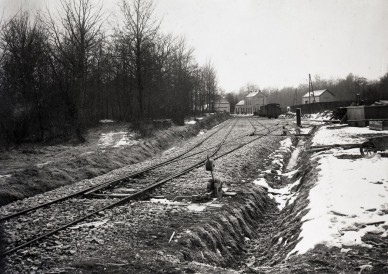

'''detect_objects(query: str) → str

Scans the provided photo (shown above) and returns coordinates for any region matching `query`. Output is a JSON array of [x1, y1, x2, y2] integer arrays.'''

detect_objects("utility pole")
[[309, 74, 315, 103], [293, 89, 298, 105]]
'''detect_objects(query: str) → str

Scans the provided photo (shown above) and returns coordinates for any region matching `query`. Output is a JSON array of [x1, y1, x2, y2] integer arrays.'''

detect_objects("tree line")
[[0, 0, 219, 144], [225, 73, 388, 112]]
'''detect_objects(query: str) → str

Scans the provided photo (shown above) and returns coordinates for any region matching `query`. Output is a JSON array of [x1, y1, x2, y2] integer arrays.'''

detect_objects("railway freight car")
[[258, 103, 281, 118]]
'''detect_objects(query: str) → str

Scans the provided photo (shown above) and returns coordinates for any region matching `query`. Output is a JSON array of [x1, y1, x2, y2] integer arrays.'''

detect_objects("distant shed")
[[215, 97, 230, 113], [302, 89, 335, 104]]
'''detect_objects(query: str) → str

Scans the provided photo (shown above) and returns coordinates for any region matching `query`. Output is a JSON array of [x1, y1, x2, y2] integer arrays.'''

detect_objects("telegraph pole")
[[293, 89, 298, 106], [309, 74, 315, 103]]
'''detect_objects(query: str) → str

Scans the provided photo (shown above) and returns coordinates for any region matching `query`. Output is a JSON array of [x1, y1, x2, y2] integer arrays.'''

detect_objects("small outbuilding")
[[214, 97, 230, 113], [302, 89, 335, 104]]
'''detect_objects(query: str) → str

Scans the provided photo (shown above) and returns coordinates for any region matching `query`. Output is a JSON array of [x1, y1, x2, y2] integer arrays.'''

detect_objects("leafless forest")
[[1, 0, 387, 144], [0, 0, 219, 144]]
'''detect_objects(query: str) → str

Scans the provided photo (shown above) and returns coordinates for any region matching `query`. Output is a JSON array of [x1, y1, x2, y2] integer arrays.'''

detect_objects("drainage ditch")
[[176, 132, 316, 272]]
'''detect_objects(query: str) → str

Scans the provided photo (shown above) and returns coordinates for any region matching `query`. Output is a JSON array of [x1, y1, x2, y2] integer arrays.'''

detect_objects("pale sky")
[[1, 0, 388, 92]]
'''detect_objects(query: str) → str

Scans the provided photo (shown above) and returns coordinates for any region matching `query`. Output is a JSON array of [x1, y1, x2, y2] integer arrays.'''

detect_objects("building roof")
[[246, 91, 266, 98], [302, 89, 335, 98], [236, 100, 245, 106]]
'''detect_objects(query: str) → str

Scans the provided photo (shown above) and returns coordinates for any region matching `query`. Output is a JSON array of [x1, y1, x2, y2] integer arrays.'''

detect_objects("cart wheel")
[[360, 141, 377, 158]]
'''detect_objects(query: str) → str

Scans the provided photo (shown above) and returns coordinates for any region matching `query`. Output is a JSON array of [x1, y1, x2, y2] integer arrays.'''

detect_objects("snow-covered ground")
[[184, 117, 205, 125], [255, 178, 300, 210], [291, 125, 388, 255], [304, 110, 333, 121], [98, 131, 138, 147], [254, 137, 299, 210], [312, 125, 388, 146]]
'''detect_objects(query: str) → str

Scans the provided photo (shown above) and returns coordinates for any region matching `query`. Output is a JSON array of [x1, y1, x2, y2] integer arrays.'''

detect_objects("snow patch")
[[36, 161, 52, 167], [99, 119, 114, 123], [149, 198, 185, 205], [299, 127, 311, 135], [114, 135, 134, 147], [305, 111, 333, 121], [279, 138, 293, 150], [71, 219, 108, 229], [290, 154, 388, 255], [187, 204, 207, 212], [0, 174, 12, 178], [98, 132, 137, 147], [312, 125, 388, 146], [254, 178, 300, 210]]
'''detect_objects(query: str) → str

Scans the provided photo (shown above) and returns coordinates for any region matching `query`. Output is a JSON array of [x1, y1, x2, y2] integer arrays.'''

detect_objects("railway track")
[[0, 117, 285, 257], [86, 118, 239, 198], [0, 119, 234, 222], [0, 118, 238, 256]]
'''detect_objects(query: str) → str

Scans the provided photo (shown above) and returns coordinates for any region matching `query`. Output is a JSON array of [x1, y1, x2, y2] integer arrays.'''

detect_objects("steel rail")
[[157, 116, 273, 163], [251, 116, 282, 136], [2, 119, 280, 256], [1, 120, 282, 257], [83, 118, 238, 196], [0, 119, 233, 222], [0, 117, 240, 257]]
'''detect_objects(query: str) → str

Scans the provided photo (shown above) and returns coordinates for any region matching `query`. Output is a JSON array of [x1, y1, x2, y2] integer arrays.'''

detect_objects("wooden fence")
[[290, 101, 354, 114]]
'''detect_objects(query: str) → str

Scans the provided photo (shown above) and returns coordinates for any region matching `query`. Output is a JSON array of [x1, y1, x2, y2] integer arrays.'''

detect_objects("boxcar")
[[258, 104, 281, 118]]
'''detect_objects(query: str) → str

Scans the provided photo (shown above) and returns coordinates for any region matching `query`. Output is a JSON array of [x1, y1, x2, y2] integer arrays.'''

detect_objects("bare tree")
[[202, 61, 218, 112], [0, 0, 224, 144], [45, 0, 104, 141], [0, 11, 51, 143], [120, 0, 160, 121]]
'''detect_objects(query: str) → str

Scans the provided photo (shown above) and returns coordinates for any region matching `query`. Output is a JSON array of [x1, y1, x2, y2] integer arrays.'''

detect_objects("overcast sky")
[[1, 0, 388, 92]]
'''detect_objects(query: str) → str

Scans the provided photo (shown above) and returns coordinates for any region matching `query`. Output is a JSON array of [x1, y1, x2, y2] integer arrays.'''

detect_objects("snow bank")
[[98, 132, 137, 147], [254, 178, 300, 210], [290, 124, 388, 255], [291, 154, 388, 255], [253, 137, 298, 210], [304, 111, 333, 121], [279, 138, 292, 149], [312, 125, 388, 146]]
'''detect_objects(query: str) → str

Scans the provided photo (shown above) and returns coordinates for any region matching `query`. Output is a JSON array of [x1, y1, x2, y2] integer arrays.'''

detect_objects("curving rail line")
[[1, 118, 284, 257], [0, 119, 234, 222], [1, 118, 240, 257]]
